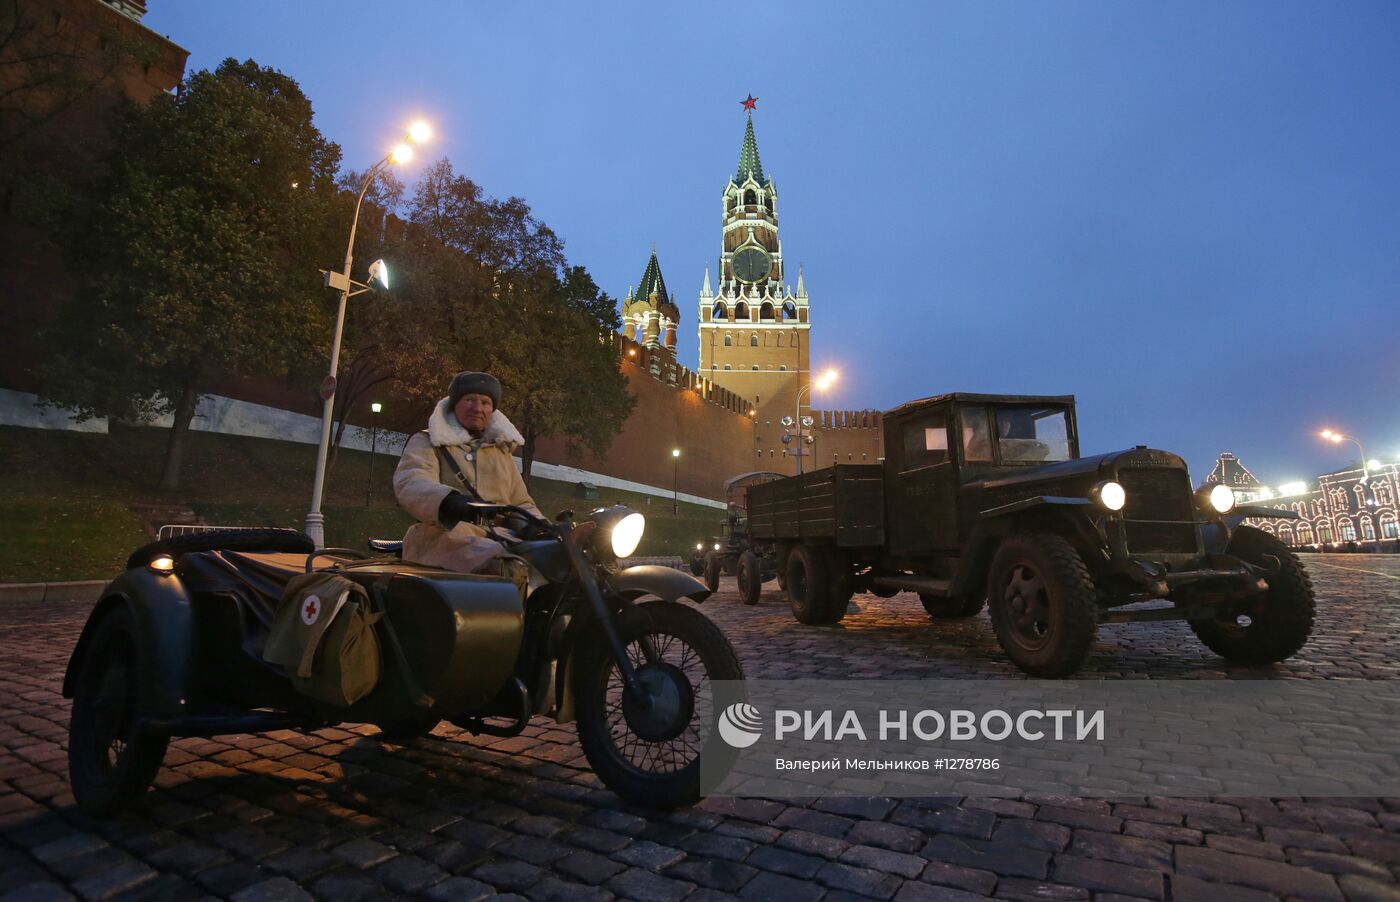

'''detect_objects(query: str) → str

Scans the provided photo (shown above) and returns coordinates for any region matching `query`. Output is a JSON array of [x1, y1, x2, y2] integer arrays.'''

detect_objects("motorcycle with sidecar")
[[63, 503, 744, 814]]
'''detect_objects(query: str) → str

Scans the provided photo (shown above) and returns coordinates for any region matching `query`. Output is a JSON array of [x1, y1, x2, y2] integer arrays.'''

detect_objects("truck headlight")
[[1095, 481, 1126, 512], [696, 542, 704, 551], [1198, 483, 1236, 514]]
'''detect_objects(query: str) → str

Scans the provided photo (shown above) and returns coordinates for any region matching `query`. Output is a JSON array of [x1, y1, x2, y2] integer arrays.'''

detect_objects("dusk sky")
[[144, 2, 1400, 486]]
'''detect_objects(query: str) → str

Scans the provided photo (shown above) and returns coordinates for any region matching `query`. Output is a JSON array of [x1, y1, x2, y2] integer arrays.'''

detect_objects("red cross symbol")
[[304, 598, 318, 618]]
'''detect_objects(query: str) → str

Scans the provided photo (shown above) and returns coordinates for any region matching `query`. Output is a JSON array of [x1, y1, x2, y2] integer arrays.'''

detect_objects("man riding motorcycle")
[[393, 371, 539, 593]]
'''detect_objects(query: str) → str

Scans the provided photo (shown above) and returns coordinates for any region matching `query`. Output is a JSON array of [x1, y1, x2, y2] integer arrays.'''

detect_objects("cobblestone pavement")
[[1, 554, 1397, 901]]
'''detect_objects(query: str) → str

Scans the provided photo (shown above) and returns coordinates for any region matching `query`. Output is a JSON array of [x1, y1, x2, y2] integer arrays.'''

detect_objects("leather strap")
[[435, 446, 485, 502]]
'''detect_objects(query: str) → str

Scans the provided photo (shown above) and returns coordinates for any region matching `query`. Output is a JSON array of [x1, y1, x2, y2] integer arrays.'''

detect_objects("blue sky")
[[144, 1, 1400, 485]]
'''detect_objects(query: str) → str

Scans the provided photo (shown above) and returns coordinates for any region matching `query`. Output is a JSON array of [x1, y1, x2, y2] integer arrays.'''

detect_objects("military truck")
[[690, 471, 785, 604], [747, 393, 1314, 677]]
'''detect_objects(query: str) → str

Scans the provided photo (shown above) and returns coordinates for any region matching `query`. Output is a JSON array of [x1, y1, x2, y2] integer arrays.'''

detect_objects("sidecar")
[[63, 528, 535, 814]]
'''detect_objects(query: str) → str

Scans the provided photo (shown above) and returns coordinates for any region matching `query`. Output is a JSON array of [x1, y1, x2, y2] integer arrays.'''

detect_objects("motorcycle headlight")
[[713, 542, 722, 551], [588, 505, 646, 559], [1094, 481, 1126, 512], [1198, 483, 1236, 514], [696, 542, 704, 551]]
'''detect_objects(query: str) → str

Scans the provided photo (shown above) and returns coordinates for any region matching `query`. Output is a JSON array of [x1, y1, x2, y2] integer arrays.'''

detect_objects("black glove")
[[438, 491, 481, 527]]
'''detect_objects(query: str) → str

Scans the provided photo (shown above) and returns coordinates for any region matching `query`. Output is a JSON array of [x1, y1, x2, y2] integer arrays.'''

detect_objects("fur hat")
[[447, 371, 501, 410]]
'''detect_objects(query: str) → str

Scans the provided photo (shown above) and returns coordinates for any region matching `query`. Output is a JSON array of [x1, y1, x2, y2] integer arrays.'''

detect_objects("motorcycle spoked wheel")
[[575, 601, 744, 809], [68, 608, 169, 815]]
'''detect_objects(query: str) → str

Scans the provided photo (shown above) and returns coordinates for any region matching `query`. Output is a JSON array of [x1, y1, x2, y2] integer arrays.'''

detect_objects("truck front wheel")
[[703, 553, 721, 594], [987, 533, 1098, 677], [787, 545, 839, 625], [737, 552, 763, 606], [1188, 526, 1315, 664]]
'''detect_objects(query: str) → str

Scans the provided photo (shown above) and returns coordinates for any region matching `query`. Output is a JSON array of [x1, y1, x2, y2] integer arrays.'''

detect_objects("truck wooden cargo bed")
[[747, 464, 885, 547]]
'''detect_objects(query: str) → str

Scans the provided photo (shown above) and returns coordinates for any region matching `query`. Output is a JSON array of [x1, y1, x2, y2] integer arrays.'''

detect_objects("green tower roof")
[[636, 247, 669, 305], [734, 112, 769, 187]]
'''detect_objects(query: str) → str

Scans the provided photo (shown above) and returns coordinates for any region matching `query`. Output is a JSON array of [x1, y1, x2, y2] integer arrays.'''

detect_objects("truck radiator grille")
[[1118, 468, 1197, 553]]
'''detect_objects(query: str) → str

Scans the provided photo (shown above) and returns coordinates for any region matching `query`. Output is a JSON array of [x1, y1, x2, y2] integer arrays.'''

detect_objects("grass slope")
[[0, 425, 723, 582]]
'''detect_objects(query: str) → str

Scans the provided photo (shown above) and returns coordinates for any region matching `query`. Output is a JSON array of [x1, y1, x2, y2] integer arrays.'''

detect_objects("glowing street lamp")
[[793, 369, 839, 475], [671, 448, 682, 516], [305, 120, 432, 547], [1319, 429, 1370, 484]]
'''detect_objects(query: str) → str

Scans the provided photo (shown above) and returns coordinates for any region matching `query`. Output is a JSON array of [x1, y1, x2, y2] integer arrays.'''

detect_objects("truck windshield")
[[995, 407, 1072, 463]]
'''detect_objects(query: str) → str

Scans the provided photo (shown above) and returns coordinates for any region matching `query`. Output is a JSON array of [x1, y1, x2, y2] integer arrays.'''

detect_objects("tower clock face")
[[732, 246, 772, 283]]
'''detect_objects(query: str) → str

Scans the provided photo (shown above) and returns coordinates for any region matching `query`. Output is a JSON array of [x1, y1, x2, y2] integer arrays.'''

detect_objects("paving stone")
[[422, 876, 496, 902], [1066, 830, 1172, 870], [674, 830, 755, 861], [603, 837, 684, 872], [605, 866, 695, 902], [1175, 845, 1342, 901], [1036, 806, 1124, 834], [993, 818, 1072, 852], [497, 833, 571, 866], [748, 845, 826, 879], [30, 834, 107, 865], [370, 854, 448, 893], [918, 859, 998, 895], [777, 827, 851, 860], [562, 826, 632, 854], [921, 834, 1050, 880], [665, 857, 758, 891], [846, 819, 926, 852], [1337, 874, 1400, 902], [774, 806, 856, 838], [1204, 834, 1287, 860], [555, 848, 627, 885], [332, 837, 397, 869], [69, 858, 158, 900], [471, 857, 544, 892], [1051, 854, 1164, 900], [1263, 825, 1350, 853], [523, 875, 613, 902], [738, 870, 826, 902], [229, 877, 314, 902], [893, 882, 986, 902], [995, 877, 1091, 900], [193, 862, 271, 897], [1170, 874, 1278, 902], [145, 841, 233, 877], [812, 797, 899, 820], [816, 860, 904, 899], [840, 843, 927, 878], [306, 868, 382, 902], [1289, 849, 1395, 881], [0, 884, 76, 902]]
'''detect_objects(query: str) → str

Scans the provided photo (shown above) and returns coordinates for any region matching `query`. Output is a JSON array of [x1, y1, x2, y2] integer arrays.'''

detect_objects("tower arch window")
[[712, 301, 727, 320], [744, 189, 756, 206], [723, 334, 732, 347], [782, 300, 796, 320], [750, 334, 758, 347], [760, 302, 775, 321], [724, 364, 731, 370], [735, 301, 749, 320], [779, 365, 786, 371], [751, 365, 759, 371]]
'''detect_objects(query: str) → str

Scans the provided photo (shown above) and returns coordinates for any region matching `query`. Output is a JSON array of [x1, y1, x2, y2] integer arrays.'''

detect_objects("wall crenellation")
[[616, 335, 750, 416]]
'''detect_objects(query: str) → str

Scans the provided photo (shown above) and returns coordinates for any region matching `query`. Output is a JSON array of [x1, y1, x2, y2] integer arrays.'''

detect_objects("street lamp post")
[[304, 121, 431, 547], [365, 401, 382, 507], [792, 370, 838, 475], [1320, 430, 1370, 483], [672, 448, 681, 516]]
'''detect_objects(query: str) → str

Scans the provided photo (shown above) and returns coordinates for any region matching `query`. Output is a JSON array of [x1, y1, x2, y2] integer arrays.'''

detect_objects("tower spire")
[[701, 266, 712, 298], [637, 245, 668, 302], [795, 264, 806, 298], [735, 111, 768, 187]]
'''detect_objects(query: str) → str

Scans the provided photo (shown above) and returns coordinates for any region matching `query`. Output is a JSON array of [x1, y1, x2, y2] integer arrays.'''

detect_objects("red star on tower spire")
[[740, 94, 758, 111]]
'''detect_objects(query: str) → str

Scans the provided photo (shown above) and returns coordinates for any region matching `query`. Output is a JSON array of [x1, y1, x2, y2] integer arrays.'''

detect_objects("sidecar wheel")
[[68, 608, 168, 815], [575, 602, 744, 809]]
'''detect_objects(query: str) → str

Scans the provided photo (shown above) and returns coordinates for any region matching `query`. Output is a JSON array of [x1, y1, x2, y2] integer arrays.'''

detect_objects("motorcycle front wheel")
[[574, 601, 743, 809]]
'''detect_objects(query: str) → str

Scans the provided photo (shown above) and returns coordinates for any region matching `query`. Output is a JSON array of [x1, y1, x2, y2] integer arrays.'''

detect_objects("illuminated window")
[[1296, 522, 1314, 544], [1278, 525, 1294, 546], [1317, 521, 1334, 543], [1382, 513, 1399, 539], [1361, 516, 1375, 540], [1339, 518, 1356, 541]]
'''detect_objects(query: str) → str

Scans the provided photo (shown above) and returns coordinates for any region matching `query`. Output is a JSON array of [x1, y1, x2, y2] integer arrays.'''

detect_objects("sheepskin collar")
[[427, 398, 524, 449]]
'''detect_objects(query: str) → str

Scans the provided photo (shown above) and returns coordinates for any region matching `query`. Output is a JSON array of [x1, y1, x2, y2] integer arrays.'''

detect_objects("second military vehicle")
[[747, 393, 1314, 677]]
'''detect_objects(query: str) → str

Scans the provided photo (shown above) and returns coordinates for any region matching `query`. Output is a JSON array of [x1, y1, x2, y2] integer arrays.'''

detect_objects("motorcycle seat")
[[368, 538, 404, 555]]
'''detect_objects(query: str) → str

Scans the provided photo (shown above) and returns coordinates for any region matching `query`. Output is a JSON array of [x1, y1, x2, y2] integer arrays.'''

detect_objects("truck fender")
[[950, 497, 1105, 598], [609, 565, 712, 603], [62, 568, 196, 720]]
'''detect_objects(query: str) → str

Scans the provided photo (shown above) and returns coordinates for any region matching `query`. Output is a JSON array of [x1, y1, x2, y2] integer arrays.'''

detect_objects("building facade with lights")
[[1205, 452, 1400, 551]]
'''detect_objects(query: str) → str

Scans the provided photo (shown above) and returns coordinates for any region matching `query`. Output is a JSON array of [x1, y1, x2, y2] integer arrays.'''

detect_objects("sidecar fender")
[[63, 568, 194, 719], [610, 565, 711, 603]]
